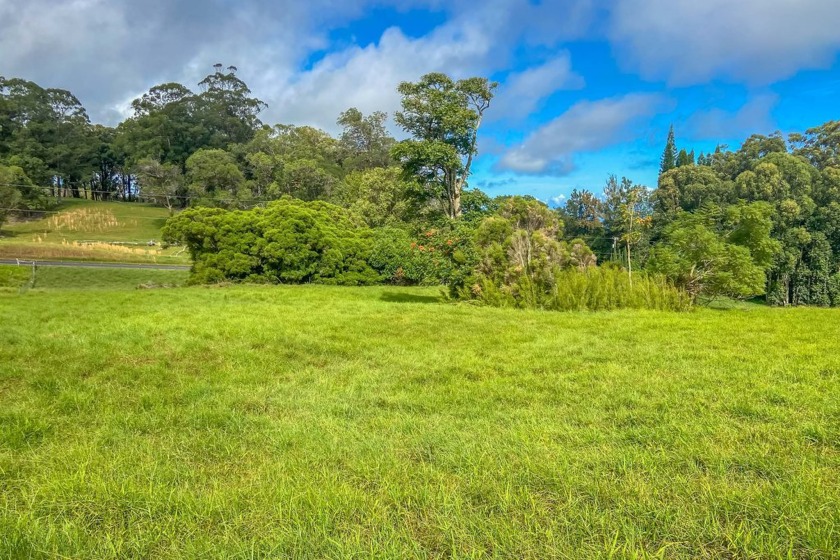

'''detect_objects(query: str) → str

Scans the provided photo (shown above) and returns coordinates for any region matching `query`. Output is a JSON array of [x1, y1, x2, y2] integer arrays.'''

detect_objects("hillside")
[[0, 200, 189, 264]]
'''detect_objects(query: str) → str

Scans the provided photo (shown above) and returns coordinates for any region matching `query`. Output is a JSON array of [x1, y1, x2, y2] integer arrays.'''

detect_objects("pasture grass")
[[0, 283, 838, 558], [0, 200, 189, 264]]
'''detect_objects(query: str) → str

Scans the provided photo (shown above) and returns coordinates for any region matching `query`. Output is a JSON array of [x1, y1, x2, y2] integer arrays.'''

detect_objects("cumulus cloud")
[[0, 0, 596, 126], [489, 54, 584, 121], [497, 93, 667, 176], [272, 22, 493, 132], [607, 0, 840, 85], [0, 0, 378, 123], [687, 94, 779, 139]]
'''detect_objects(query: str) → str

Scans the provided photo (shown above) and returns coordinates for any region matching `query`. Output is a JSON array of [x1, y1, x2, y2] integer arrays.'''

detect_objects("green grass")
[[0, 265, 189, 291], [0, 200, 189, 264], [0, 283, 838, 558]]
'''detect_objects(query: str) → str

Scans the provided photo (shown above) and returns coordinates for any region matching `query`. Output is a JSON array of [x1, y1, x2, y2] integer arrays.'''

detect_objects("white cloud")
[[687, 94, 779, 139], [498, 93, 667, 176], [607, 0, 840, 85], [489, 54, 584, 121], [0, 0, 377, 123], [270, 22, 493, 132], [548, 194, 567, 207]]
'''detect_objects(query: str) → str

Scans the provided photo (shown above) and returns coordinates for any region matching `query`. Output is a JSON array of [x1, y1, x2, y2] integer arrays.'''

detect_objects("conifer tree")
[[660, 124, 677, 174]]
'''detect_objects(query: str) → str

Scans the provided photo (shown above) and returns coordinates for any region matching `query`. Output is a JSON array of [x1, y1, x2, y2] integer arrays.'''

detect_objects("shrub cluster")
[[162, 198, 380, 285]]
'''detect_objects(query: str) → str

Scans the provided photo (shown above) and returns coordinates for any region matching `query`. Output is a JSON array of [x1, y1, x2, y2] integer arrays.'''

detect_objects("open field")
[[0, 200, 189, 264], [1, 279, 839, 558]]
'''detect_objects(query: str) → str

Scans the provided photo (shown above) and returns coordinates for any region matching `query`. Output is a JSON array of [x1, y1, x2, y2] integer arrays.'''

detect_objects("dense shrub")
[[368, 227, 432, 284], [453, 197, 690, 311], [162, 197, 381, 285], [368, 223, 480, 286]]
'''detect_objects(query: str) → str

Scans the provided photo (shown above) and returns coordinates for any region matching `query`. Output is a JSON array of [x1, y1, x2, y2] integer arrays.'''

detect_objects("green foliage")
[[135, 158, 183, 214], [648, 203, 779, 301], [452, 196, 686, 311], [333, 167, 410, 227], [336, 108, 395, 172], [0, 165, 23, 227], [185, 148, 245, 207], [392, 73, 497, 219], [238, 125, 342, 202], [367, 227, 433, 285], [162, 198, 380, 285], [472, 266, 690, 311]]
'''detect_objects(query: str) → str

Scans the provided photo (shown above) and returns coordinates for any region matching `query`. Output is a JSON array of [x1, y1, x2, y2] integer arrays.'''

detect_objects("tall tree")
[[392, 73, 497, 219], [337, 108, 395, 171], [660, 124, 677, 174]]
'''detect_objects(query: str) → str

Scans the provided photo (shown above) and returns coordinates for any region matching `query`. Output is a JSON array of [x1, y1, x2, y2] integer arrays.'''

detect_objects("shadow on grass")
[[380, 291, 443, 304]]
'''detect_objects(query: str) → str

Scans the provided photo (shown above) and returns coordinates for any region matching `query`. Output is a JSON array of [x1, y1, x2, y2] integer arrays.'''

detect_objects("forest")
[[2, 66, 840, 309]]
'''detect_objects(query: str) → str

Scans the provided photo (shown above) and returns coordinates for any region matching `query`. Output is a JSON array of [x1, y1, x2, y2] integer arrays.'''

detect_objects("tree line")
[[2, 66, 839, 308]]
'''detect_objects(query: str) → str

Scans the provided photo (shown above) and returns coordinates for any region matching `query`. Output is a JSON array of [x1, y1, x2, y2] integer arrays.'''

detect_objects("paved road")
[[0, 259, 190, 271]]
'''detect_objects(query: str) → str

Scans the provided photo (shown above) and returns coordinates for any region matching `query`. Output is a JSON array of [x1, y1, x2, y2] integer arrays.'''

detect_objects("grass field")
[[0, 264, 189, 291], [1, 276, 839, 558], [0, 200, 189, 264]]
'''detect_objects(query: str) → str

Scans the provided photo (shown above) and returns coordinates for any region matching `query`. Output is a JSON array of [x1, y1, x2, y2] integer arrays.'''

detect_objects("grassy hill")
[[0, 199, 189, 264], [1, 278, 838, 558]]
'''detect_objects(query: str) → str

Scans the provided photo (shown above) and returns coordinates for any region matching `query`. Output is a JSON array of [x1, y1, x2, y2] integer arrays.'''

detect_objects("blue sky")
[[2, 0, 840, 204]]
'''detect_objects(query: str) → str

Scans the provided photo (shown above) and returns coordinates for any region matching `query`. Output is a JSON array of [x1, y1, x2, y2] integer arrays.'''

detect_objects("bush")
[[162, 197, 381, 285], [368, 228, 433, 284], [452, 196, 690, 311]]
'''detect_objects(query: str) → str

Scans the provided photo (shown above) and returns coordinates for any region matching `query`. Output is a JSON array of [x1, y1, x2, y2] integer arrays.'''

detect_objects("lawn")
[[0, 280, 838, 558], [0, 199, 189, 264]]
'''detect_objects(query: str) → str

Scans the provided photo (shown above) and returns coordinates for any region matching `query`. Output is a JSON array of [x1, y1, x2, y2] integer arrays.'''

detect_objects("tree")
[[392, 73, 497, 219], [185, 148, 245, 207], [660, 125, 677, 174], [648, 203, 779, 302], [560, 188, 604, 242], [790, 120, 840, 170], [676, 148, 694, 167], [0, 164, 24, 228], [239, 124, 342, 202], [195, 64, 267, 147], [336, 108, 395, 171], [162, 198, 379, 285], [619, 185, 651, 285], [135, 158, 183, 215], [333, 166, 410, 227]]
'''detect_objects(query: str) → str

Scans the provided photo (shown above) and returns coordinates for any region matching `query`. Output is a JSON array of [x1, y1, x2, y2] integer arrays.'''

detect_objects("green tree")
[[560, 188, 604, 242], [185, 148, 245, 207], [162, 198, 379, 285], [660, 124, 677, 174], [337, 108, 395, 171], [135, 158, 183, 215], [392, 73, 497, 219], [0, 164, 24, 228], [333, 166, 410, 227], [676, 148, 694, 167], [195, 64, 267, 147], [649, 203, 779, 302]]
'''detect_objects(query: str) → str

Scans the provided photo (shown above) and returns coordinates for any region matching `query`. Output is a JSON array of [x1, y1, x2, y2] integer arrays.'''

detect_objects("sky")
[[1, 0, 840, 205]]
